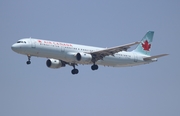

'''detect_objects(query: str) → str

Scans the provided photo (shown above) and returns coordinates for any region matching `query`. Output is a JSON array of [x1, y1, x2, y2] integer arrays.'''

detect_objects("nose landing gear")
[[26, 55, 31, 65]]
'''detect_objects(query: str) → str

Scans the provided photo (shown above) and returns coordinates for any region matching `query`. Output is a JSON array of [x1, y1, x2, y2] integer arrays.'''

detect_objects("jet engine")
[[76, 53, 92, 63], [46, 59, 65, 69]]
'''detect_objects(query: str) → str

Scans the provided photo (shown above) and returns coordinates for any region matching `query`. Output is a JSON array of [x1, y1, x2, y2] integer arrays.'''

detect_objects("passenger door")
[[30, 39, 36, 48], [134, 53, 138, 62]]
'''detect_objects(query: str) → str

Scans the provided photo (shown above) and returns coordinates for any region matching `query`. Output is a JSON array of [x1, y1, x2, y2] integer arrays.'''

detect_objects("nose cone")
[[11, 44, 15, 51], [11, 44, 19, 52]]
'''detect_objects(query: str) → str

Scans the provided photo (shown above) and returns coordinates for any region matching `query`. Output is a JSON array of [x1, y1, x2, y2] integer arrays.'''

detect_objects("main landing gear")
[[71, 64, 79, 75], [71, 64, 99, 75], [91, 64, 98, 70], [26, 55, 31, 65]]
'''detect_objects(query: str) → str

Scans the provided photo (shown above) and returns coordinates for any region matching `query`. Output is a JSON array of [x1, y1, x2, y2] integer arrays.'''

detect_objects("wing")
[[89, 41, 140, 62]]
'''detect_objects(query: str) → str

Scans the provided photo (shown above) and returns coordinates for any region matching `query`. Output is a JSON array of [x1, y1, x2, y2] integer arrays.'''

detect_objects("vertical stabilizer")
[[133, 31, 154, 55]]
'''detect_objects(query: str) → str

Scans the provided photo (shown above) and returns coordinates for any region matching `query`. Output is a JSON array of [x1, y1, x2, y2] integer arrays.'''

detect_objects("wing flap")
[[91, 41, 140, 55], [143, 54, 168, 61], [90, 41, 140, 62]]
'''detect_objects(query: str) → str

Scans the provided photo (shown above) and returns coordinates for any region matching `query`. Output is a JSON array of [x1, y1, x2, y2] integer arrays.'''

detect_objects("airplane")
[[11, 31, 168, 75]]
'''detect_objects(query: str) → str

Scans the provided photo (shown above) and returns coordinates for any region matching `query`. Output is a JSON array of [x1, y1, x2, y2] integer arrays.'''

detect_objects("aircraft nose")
[[11, 44, 19, 52], [11, 44, 16, 51]]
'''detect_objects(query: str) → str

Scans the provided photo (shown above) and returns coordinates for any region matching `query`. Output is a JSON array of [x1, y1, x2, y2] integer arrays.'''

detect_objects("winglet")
[[143, 54, 168, 61]]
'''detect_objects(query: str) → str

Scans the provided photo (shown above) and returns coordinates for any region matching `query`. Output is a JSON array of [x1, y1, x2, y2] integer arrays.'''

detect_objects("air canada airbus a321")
[[11, 31, 168, 75]]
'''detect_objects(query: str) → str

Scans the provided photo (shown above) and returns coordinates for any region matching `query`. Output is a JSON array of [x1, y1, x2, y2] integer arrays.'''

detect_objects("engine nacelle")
[[76, 53, 92, 63], [46, 59, 65, 69]]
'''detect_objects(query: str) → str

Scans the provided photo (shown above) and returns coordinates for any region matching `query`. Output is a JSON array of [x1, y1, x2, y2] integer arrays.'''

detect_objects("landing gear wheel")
[[26, 55, 31, 65], [71, 69, 79, 75], [91, 64, 98, 70], [26, 61, 31, 65]]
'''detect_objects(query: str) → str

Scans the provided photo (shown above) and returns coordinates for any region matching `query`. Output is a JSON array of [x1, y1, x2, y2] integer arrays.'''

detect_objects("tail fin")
[[133, 31, 154, 55]]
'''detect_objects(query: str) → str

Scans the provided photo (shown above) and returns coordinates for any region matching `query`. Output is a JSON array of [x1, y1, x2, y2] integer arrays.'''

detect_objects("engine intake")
[[46, 59, 65, 69], [76, 53, 92, 63], [76, 53, 81, 61]]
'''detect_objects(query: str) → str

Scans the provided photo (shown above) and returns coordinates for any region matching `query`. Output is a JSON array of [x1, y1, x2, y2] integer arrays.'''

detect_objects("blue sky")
[[0, 0, 179, 116]]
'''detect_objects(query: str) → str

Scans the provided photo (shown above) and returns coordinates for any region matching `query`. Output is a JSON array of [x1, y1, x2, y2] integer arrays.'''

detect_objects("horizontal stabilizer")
[[143, 54, 168, 61]]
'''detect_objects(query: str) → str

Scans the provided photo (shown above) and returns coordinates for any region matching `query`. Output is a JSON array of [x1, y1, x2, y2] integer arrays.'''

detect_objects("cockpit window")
[[17, 41, 26, 43]]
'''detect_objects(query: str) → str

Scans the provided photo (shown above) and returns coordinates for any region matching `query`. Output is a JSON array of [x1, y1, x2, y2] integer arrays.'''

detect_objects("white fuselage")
[[11, 38, 155, 67]]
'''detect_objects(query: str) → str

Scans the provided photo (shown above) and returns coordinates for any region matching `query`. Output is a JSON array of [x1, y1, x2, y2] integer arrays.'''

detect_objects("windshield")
[[17, 41, 26, 43]]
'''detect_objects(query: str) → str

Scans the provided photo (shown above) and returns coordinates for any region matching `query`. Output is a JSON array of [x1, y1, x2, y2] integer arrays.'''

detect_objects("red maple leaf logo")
[[38, 40, 42, 43], [142, 40, 151, 51]]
